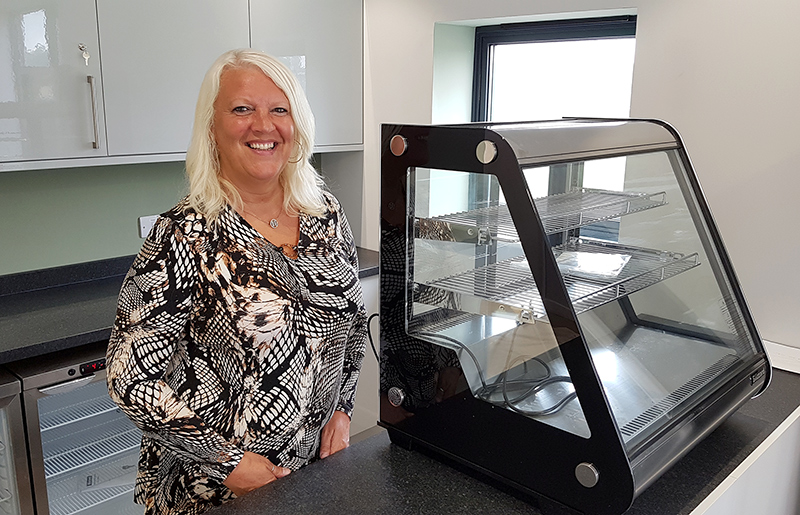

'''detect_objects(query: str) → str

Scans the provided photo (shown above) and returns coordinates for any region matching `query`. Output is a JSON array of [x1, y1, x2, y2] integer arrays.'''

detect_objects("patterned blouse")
[[107, 192, 366, 515]]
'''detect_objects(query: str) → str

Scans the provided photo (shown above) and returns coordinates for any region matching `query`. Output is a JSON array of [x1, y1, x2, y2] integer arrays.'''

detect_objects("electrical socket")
[[138, 215, 159, 238]]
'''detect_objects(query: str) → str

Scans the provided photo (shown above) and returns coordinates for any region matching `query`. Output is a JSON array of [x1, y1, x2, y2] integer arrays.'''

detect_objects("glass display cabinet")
[[378, 119, 771, 515]]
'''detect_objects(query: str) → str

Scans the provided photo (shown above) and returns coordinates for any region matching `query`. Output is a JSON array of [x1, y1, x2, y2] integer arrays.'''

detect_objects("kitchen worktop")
[[207, 368, 800, 515], [0, 247, 379, 364]]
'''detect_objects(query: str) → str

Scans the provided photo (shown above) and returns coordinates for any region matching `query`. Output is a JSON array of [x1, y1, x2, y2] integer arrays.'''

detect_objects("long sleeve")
[[106, 215, 243, 481], [333, 204, 368, 417]]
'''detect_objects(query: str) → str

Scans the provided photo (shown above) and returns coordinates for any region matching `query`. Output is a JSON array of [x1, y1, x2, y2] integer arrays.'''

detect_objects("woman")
[[107, 49, 367, 515]]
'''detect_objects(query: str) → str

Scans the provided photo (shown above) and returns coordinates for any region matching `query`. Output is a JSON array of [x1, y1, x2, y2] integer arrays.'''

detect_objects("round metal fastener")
[[575, 462, 599, 488], [476, 140, 497, 164], [387, 386, 406, 407], [390, 135, 408, 156]]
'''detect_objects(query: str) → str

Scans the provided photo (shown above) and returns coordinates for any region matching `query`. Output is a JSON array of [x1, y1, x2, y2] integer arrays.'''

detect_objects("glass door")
[[30, 377, 142, 515], [0, 370, 33, 515], [522, 149, 763, 455]]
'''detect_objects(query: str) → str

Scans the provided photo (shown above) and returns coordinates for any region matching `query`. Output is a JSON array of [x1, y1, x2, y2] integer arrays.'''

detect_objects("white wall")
[[362, 0, 800, 350]]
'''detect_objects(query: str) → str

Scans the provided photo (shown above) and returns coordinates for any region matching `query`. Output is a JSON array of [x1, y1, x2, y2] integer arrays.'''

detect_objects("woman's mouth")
[[247, 142, 276, 150]]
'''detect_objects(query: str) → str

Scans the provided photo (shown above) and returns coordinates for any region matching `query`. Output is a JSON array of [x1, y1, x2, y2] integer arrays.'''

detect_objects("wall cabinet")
[[0, 0, 108, 163], [95, 0, 250, 157], [0, 0, 363, 170], [250, 0, 363, 151]]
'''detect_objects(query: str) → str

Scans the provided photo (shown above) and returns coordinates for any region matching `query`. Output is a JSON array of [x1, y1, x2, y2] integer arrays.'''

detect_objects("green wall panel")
[[0, 162, 186, 276]]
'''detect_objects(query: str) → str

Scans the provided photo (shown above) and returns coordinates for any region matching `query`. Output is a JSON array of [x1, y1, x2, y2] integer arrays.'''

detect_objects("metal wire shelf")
[[40, 392, 120, 433], [418, 239, 699, 319], [47, 449, 140, 515], [417, 188, 667, 242], [44, 416, 140, 480]]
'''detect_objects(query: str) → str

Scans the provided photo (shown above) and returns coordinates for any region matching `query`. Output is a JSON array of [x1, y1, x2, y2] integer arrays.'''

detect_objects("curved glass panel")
[[523, 150, 759, 452], [406, 167, 590, 438]]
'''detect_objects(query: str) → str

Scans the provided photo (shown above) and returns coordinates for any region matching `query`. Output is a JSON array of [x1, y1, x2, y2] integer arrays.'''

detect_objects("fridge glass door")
[[522, 150, 761, 453], [35, 377, 142, 515], [0, 401, 22, 515], [407, 167, 591, 438]]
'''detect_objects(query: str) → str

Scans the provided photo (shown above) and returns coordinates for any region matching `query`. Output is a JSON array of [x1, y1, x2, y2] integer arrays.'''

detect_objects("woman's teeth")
[[248, 142, 276, 150]]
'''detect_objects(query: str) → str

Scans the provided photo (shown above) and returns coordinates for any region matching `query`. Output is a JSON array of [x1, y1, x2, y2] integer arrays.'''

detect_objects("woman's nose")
[[252, 110, 275, 132]]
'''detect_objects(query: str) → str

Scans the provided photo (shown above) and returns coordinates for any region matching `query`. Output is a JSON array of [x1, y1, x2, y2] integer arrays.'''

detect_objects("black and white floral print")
[[107, 192, 366, 515]]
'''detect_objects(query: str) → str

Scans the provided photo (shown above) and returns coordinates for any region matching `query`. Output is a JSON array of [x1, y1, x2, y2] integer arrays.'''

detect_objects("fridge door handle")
[[38, 375, 95, 395]]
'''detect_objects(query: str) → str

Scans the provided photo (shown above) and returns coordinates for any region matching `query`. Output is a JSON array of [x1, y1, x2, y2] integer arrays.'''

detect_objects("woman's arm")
[[107, 214, 244, 481], [332, 205, 368, 419]]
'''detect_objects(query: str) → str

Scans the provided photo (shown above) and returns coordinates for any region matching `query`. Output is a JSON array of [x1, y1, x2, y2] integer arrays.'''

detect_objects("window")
[[471, 16, 637, 240], [472, 16, 637, 123]]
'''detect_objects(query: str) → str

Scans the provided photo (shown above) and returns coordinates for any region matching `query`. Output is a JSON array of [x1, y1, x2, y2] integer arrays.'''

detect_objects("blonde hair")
[[185, 49, 326, 224]]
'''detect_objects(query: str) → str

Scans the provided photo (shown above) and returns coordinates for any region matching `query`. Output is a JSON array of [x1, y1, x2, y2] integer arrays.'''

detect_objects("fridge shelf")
[[44, 416, 140, 480], [48, 450, 139, 515], [416, 239, 700, 321], [39, 390, 120, 433], [556, 238, 700, 314], [50, 484, 134, 515], [416, 189, 667, 243]]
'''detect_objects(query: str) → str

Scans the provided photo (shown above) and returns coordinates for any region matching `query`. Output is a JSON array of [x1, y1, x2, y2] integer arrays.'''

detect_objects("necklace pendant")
[[269, 219, 279, 229]]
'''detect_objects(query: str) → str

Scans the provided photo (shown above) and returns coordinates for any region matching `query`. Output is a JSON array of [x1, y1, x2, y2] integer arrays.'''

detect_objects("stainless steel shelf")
[[48, 450, 140, 515], [35, 379, 144, 515], [39, 390, 119, 433], [44, 416, 140, 480], [417, 189, 667, 242], [417, 239, 699, 320], [557, 239, 700, 314]]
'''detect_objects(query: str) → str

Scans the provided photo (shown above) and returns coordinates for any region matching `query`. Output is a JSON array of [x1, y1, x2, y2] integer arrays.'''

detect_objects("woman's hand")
[[319, 410, 351, 458], [223, 451, 290, 497]]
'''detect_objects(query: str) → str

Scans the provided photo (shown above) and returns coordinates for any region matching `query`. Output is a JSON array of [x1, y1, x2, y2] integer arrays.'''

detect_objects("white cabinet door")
[[0, 0, 107, 163], [250, 0, 363, 151], [96, 0, 249, 156], [351, 274, 379, 436]]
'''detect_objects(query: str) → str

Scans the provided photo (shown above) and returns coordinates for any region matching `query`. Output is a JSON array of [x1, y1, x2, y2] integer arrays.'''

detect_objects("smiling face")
[[212, 65, 295, 195]]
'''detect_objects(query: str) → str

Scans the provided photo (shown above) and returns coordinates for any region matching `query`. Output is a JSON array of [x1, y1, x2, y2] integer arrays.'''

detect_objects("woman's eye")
[[273, 107, 289, 115], [232, 106, 251, 114]]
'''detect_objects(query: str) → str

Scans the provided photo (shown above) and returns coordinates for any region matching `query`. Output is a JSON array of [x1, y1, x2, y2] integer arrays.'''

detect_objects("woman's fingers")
[[224, 451, 290, 496]]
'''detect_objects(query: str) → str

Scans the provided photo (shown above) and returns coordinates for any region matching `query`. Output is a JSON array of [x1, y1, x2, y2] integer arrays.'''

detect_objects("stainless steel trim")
[[0, 392, 36, 515], [476, 140, 497, 164], [87, 75, 100, 149], [575, 462, 599, 488], [39, 376, 93, 396]]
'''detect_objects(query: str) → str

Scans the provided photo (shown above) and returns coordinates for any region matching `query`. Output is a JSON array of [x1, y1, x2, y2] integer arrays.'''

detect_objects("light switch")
[[138, 215, 159, 238]]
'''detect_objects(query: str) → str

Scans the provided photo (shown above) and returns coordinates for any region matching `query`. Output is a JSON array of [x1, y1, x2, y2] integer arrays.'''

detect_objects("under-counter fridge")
[[379, 119, 771, 514], [0, 370, 34, 514], [5, 342, 143, 515]]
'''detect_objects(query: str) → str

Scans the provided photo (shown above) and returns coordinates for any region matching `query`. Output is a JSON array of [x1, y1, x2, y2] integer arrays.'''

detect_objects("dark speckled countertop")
[[3, 249, 795, 515], [207, 370, 800, 515], [0, 247, 379, 364]]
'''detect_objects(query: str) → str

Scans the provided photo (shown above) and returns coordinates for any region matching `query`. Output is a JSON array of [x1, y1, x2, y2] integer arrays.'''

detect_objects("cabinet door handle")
[[87, 75, 100, 149], [38, 375, 94, 396]]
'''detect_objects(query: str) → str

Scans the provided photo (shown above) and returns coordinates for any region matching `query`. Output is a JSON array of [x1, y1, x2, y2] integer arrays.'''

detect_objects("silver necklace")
[[245, 207, 280, 229], [243, 207, 298, 259]]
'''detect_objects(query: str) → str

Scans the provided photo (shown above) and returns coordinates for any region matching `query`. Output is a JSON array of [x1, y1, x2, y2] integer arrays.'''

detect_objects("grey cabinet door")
[[96, 0, 250, 156], [0, 0, 107, 163], [250, 0, 363, 151]]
